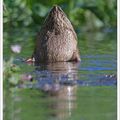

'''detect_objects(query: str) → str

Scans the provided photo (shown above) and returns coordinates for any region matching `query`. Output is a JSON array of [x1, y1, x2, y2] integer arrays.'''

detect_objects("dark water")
[[4, 31, 117, 120]]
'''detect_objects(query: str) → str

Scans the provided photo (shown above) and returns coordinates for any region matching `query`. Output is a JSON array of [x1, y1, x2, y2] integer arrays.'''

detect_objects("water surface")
[[4, 31, 117, 120]]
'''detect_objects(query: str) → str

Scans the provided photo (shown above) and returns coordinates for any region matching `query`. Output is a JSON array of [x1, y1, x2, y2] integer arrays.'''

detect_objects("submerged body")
[[33, 5, 80, 63]]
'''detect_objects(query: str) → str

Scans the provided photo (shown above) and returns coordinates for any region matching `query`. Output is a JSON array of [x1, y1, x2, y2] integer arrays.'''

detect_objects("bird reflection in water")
[[35, 62, 80, 120]]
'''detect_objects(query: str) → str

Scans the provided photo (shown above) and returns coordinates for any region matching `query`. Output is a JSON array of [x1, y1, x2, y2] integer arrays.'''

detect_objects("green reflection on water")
[[78, 31, 117, 55], [4, 86, 116, 120]]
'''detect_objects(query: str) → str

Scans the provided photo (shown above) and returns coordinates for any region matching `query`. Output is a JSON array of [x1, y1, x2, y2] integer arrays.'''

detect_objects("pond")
[[4, 31, 117, 120]]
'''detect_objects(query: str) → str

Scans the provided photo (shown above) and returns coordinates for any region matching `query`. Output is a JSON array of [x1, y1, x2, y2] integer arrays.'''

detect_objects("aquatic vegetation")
[[3, 58, 21, 86], [3, 58, 33, 87]]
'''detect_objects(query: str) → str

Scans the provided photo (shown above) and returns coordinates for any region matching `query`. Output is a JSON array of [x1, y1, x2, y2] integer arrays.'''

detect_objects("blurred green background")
[[3, 0, 117, 29], [3, 0, 117, 42]]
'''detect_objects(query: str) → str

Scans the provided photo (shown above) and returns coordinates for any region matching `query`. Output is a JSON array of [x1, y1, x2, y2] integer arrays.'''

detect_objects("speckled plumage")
[[33, 5, 80, 63]]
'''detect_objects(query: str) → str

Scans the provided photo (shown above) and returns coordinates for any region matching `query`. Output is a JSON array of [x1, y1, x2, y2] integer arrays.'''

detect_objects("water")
[[4, 31, 117, 120]]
